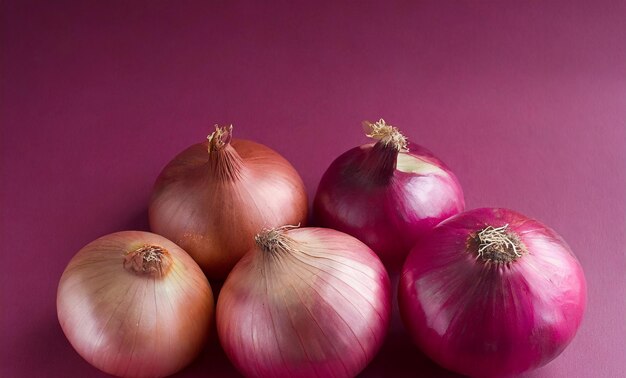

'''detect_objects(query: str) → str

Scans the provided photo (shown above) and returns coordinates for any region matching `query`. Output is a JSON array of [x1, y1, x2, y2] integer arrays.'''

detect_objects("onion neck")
[[255, 225, 300, 256], [207, 124, 243, 181], [359, 119, 408, 185], [467, 224, 526, 263], [124, 245, 172, 278], [359, 143, 400, 184]]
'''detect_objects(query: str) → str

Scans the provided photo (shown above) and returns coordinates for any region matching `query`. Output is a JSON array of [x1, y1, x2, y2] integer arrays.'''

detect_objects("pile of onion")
[[57, 231, 214, 378], [55, 119, 588, 378], [398, 208, 587, 377], [149, 125, 308, 279], [314, 119, 465, 269], [216, 226, 391, 378]]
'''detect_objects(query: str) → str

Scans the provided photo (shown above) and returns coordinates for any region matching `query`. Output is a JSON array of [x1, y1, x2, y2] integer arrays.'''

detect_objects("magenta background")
[[1, 1, 624, 377]]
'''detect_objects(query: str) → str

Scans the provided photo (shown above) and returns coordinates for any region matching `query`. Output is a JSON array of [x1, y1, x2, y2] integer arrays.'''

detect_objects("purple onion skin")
[[314, 142, 465, 269], [217, 227, 391, 378], [398, 208, 587, 377]]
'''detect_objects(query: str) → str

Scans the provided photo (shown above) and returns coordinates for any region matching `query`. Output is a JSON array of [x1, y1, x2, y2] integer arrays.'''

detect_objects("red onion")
[[398, 208, 587, 377], [216, 226, 391, 378], [149, 125, 308, 279], [56, 231, 214, 378], [313, 119, 464, 268]]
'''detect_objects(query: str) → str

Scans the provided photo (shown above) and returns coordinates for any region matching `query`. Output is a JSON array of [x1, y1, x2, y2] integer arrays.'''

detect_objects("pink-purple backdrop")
[[1, 1, 624, 377]]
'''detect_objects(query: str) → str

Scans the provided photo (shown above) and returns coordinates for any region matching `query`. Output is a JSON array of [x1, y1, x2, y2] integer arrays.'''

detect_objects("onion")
[[216, 226, 391, 378], [149, 125, 308, 279], [398, 208, 587, 377], [56, 231, 214, 378], [313, 119, 465, 269]]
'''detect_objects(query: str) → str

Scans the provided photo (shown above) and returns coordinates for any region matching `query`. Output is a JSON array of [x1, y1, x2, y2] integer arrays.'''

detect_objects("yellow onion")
[[149, 125, 308, 279], [56, 231, 213, 378]]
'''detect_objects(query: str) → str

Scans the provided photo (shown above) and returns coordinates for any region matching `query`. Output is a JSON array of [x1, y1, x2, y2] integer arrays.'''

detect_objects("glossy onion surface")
[[57, 231, 214, 378], [217, 227, 391, 378], [399, 208, 587, 377], [149, 126, 308, 279], [314, 121, 464, 269]]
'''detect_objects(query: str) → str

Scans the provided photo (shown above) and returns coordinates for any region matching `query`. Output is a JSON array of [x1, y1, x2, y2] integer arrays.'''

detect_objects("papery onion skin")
[[217, 227, 391, 378], [313, 119, 465, 269], [57, 231, 214, 378], [149, 125, 308, 279], [398, 208, 587, 377]]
